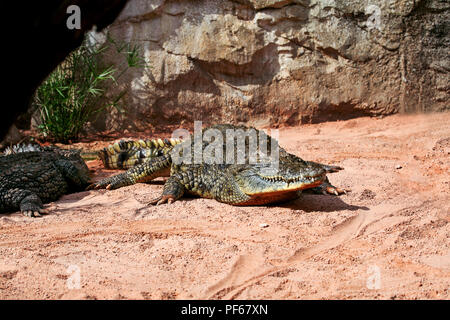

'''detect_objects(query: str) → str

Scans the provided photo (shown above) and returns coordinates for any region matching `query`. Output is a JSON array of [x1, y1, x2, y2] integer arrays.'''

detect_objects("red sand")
[[0, 113, 449, 299]]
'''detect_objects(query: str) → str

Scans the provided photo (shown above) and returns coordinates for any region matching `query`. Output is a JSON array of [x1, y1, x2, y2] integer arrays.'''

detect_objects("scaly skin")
[[90, 124, 346, 205], [98, 138, 182, 169], [0, 148, 91, 217]]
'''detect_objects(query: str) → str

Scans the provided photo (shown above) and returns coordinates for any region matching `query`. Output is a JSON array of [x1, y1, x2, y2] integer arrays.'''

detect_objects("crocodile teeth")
[[138, 139, 146, 147], [157, 139, 164, 147], [107, 145, 115, 154]]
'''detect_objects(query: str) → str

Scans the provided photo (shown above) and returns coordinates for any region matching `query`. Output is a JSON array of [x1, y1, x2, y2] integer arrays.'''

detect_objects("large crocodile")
[[0, 146, 91, 217], [90, 124, 346, 205]]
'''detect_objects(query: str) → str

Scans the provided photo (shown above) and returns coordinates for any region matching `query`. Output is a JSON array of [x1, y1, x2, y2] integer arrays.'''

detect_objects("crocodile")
[[0, 146, 91, 217], [90, 124, 346, 206]]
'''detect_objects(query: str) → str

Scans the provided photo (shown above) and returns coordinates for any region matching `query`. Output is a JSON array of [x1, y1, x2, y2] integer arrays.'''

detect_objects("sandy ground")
[[0, 113, 449, 300]]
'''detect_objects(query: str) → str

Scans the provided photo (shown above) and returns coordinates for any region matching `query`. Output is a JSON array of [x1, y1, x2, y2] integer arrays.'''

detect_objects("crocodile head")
[[232, 156, 340, 205], [58, 148, 92, 188]]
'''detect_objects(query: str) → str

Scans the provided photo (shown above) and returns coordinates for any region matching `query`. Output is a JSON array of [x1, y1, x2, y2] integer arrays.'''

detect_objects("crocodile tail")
[[98, 138, 183, 170]]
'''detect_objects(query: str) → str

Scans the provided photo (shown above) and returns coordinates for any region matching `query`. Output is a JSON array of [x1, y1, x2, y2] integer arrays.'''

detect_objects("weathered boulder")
[[98, 0, 449, 131]]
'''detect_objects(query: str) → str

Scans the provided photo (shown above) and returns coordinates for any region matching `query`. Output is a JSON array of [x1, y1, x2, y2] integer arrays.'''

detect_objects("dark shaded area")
[[310, 101, 374, 124], [193, 43, 281, 87], [2, 0, 129, 140], [282, 194, 369, 213]]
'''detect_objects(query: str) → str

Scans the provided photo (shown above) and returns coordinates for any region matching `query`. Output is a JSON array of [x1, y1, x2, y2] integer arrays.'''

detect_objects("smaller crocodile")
[[0, 145, 91, 217]]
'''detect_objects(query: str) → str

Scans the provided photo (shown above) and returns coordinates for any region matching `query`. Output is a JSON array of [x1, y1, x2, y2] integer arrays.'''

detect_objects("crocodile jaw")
[[231, 173, 324, 206], [240, 173, 325, 195], [232, 163, 326, 206]]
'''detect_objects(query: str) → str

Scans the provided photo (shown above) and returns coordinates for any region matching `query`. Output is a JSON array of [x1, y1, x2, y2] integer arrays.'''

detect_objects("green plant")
[[34, 33, 146, 143]]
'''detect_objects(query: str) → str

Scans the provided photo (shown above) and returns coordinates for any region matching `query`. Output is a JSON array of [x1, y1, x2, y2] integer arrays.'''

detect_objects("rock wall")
[[99, 0, 449, 131]]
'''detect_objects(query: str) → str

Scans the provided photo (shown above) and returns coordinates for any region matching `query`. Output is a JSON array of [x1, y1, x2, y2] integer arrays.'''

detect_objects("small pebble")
[[259, 223, 269, 228], [395, 165, 402, 169]]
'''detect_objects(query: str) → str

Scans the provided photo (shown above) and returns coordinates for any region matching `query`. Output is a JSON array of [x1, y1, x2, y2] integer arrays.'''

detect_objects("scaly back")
[[98, 138, 183, 169]]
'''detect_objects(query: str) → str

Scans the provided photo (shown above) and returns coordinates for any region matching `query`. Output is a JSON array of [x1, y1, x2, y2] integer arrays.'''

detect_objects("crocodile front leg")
[[148, 168, 251, 206], [148, 174, 186, 205], [0, 188, 48, 217]]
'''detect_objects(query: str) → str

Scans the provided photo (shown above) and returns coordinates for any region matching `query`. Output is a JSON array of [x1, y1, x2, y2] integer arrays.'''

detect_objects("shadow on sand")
[[277, 194, 368, 213]]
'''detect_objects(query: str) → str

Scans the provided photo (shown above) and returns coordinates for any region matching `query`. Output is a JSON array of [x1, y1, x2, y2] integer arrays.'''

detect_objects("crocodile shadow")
[[277, 193, 368, 213]]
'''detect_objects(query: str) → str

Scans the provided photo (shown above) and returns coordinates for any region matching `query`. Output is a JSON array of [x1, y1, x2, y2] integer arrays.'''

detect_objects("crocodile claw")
[[86, 183, 96, 190], [148, 195, 176, 206], [308, 180, 350, 196], [323, 185, 348, 195], [87, 179, 114, 190], [22, 207, 48, 218]]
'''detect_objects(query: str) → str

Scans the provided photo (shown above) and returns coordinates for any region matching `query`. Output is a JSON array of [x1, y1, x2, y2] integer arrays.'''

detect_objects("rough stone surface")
[[97, 0, 449, 131]]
